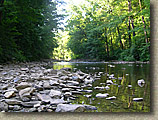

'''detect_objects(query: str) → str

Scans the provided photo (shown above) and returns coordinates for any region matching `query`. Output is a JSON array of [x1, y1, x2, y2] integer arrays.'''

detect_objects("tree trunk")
[[139, 0, 148, 43], [117, 27, 123, 49], [110, 33, 114, 56], [105, 28, 109, 59], [128, 0, 132, 47]]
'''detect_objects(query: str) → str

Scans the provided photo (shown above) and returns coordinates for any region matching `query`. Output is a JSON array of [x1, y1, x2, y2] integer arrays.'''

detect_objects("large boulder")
[[55, 104, 86, 112]]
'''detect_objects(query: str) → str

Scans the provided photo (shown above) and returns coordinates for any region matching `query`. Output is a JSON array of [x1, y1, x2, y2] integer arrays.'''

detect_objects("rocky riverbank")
[[0, 61, 99, 112]]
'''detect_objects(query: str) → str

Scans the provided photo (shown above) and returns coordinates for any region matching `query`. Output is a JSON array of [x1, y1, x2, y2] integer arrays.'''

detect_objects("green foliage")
[[65, 0, 150, 62], [0, 0, 64, 63]]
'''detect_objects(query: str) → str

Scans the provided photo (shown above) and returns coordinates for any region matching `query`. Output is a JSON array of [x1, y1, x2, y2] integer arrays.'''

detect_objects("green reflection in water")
[[52, 62, 150, 112]]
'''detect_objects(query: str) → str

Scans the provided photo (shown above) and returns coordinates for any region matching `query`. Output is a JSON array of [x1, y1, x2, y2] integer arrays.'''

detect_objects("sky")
[[57, 0, 86, 28]]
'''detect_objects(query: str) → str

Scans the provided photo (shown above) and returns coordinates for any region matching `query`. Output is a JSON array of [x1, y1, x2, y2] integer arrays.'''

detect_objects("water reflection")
[[53, 62, 150, 112]]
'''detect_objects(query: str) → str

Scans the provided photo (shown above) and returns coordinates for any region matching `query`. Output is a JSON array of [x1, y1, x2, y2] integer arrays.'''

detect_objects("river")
[[52, 62, 150, 112]]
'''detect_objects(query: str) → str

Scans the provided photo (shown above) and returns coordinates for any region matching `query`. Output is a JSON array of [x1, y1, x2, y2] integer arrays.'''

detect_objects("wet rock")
[[49, 89, 61, 98], [16, 82, 32, 90], [55, 104, 86, 112], [106, 80, 113, 84], [105, 86, 110, 90], [96, 93, 109, 98], [84, 78, 93, 84], [82, 90, 92, 93], [83, 95, 92, 98], [0, 102, 8, 111], [84, 105, 97, 110], [94, 86, 105, 90], [133, 98, 143, 102], [106, 96, 116, 100], [138, 79, 145, 87], [4, 91, 15, 98]]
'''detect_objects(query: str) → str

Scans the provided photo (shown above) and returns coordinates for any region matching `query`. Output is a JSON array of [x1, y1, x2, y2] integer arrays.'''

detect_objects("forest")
[[0, 0, 150, 63]]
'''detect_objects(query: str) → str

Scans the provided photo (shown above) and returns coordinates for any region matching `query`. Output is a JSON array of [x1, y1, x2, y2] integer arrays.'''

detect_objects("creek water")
[[52, 62, 150, 112]]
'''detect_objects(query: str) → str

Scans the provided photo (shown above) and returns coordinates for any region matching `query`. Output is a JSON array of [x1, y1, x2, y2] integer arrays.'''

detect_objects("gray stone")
[[19, 87, 35, 99], [22, 101, 41, 107], [49, 89, 61, 98], [106, 96, 116, 100], [36, 93, 52, 103], [84, 105, 97, 110], [96, 93, 109, 98], [50, 99, 66, 105], [133, 98, 143, 102], [4, 99, 22, 105], [0, 102, 8, 111], [55, 104, 85, 112], [43, 81, 51, 89], [16, 82, 32, 90], [4, 91, 15, 98]]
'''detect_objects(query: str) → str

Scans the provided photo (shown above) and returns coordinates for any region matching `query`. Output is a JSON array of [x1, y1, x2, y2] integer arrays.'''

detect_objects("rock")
[[4, 91, 15, 98], [22, 101, 41, 107], [0, 102, 8, 111], [64, 92, 72, 97], [82, 90, 92, 93], [28, 108, 37, 112], [36, 93, 52, 103], [133, 98, 143, 102], [49, 89, 61, 98], [4, 99, 22, 105], [49, 80, 59, 86], [19, 87, 35, 99], [50, 99, 66, 105], [60, 76, 69, 80], [138, 79, 145, 87], [21, 68, 29, 71], [1, 84, 9, 90], [84, 105, 97, 110], [55, 104, 86, 112], [84, 78, 93, 84], [96, 93, 109, 98], [83, 95, 92, 98], [94, 86, 105, 90], [62, 88, 71, 92], [16, 82, 32, 90], [67, 81, 79, 86], [128, 85, 132, 88], [43, 81, 51, 89], [106, 96, 116, 100], [13, 105, 21, 111], [105, 86, 110, 90], [106, 80, 113, 84]]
